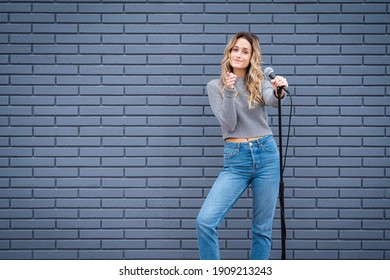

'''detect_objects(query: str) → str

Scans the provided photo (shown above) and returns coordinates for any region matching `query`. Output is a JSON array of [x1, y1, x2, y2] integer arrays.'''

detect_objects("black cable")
[[282, 91, 293, 175], [279, 89, 292, 260]]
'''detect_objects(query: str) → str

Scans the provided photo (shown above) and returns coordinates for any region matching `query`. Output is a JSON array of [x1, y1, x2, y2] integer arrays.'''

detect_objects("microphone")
[[264, 67, 289, 94]]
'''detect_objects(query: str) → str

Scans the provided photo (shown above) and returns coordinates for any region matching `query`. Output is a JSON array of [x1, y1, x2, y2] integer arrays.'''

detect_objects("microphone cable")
[[282, 89, 293, 176]]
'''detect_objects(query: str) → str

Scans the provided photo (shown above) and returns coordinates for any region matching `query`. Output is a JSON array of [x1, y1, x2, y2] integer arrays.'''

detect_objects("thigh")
[[198, 168, 251, 227]]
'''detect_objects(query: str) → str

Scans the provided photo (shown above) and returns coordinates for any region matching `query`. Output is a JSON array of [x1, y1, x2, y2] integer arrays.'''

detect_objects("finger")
[[275, 79, 287, 88]]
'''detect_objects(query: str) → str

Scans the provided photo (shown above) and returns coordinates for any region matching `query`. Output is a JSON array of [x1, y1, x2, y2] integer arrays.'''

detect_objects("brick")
[[33, 4, 77, 13], [79, 189, 123, 198], [0, 168, 32, 177], [103, 14, 146, 23], [363, 220, 390, 230], [126, 4, 203, 13], [34, 251, 78, 260], [11, 240, 55, 249], [11, 35, 54, 44], [341, 189, 385, 198], [362, 199, 390, 209], [318, 241, 361, 250], [34, 189, 77, 199], [102, 219, 145, 229], [252, 3, 295, 13], [11, 137, 54, 147], [0, 25, 31, 34], [206, 4, 249, 13], [317, 158, 361, 167], [317, 199, 361, 208], [102, 137, 146, 147], [78, 4, 123, 13], [147, 178, 180, 188], [56, 199, 101, 208], [294, 147, 339, 156], [80, 168, 123, 178], [56, 220, 100, 229], [340, 210, 384, 219], [342, 24, 386, 34], [80, 209, 123, 219], [80, 230, 123, 239], [147, 240, 180, 249], [182, 15, 226, 24], [294, 210, 338, 219], [125, 127, 203, 136], [318, 116, 362, 126], [11, 219, 54, 229], [0, 251, 32, 260], [296, 4, 340, 13], [1, 3, 31, 12], [57, 240, 100, 249], [125, 24, 203, 34], [125, 189, 201, 199], [102, 240, 145, 249], [340, 230, 384, 240], [124, 229, 196, 239], [342, 4, 386, 13], [125, 167, 202, 177], [317, 220, 361, 229], [11, 199, 54, 208], [124, 250, 197, 260], [79, 127, 123, 136], [228, 14, 272, 23], [79, 24, 123, 34], [340, 147, 384, 157]]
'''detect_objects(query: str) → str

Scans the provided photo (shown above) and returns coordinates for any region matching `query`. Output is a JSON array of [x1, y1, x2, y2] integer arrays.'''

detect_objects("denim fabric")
[[196, 135, 280, 260]]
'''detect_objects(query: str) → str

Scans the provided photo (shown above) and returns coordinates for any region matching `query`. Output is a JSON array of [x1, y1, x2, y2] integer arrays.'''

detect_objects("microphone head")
[[264, 67, 276, 79]]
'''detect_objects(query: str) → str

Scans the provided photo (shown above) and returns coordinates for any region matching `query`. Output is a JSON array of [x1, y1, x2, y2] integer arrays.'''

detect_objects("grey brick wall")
[[0, 0, 389, 260]]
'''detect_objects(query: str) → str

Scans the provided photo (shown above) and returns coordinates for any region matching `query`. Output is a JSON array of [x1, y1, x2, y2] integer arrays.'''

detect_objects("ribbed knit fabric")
[[207, 78, 285, 140]]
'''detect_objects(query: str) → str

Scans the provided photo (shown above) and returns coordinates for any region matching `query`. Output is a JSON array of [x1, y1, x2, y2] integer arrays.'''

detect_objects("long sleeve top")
[[207, 77, 285, 140]]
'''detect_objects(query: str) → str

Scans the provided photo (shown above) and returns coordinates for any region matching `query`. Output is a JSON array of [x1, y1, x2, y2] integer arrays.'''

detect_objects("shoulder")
[[207, 79, 222, 89], [262, 79, 273, 89], [207, 79, 222, 94]]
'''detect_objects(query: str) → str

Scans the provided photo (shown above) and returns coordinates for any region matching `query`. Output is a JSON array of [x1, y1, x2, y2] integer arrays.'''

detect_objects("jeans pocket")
[[263, 137, 278, 153], [223, 146, 239, 159]]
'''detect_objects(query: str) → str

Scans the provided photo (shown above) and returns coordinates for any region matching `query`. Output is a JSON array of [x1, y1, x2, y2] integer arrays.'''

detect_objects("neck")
[[233, 68, 246, 78]]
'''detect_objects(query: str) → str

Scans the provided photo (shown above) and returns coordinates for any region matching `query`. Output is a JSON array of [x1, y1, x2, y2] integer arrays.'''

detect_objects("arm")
[[263, 79, 287, 108], [207, 81, 237, 132]]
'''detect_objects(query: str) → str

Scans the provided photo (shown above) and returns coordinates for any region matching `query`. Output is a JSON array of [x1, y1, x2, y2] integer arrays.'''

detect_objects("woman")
[[196, 32, 289, 260]]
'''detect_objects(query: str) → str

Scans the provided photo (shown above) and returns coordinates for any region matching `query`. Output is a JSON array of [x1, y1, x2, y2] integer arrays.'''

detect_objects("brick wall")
[[0, 0, 389, 260]]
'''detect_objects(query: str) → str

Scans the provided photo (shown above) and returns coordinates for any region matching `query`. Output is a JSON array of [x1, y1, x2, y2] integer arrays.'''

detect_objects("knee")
[[196, 213, 207, 229], [252, 222, 273, 238], [196, 211, 215, 231]]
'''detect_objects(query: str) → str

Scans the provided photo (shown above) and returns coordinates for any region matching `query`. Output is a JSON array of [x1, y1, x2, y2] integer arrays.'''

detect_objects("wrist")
[[273, 90, 285, 99], [224, 87, 236, 97]]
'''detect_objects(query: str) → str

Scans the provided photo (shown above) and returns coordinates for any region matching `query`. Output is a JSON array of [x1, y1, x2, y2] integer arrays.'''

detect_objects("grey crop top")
[[207, 77, 285, 140]]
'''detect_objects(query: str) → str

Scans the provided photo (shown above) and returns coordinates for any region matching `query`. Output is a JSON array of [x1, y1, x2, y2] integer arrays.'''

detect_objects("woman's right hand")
[[224, 72, 237, 90]]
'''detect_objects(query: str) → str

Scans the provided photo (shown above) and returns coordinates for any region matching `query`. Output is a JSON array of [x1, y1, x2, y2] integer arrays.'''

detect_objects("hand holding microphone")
[[264, 67, 289, 98], [224, 72, 237, 90]]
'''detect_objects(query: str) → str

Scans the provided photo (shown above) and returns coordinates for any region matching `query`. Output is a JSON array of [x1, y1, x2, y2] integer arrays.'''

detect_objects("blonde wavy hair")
[[221, 32, 264, 108]]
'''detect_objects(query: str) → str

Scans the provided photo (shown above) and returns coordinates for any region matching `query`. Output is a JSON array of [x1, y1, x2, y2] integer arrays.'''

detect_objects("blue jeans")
[[196, 135, 280, 260]]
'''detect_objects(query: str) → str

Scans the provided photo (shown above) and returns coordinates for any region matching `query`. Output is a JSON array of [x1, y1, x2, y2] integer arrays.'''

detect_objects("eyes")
[[231, 47, 250, 55]]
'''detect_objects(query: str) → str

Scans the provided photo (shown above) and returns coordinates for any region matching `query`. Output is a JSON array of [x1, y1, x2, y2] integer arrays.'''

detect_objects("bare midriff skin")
[[225, 136, 264, 143]]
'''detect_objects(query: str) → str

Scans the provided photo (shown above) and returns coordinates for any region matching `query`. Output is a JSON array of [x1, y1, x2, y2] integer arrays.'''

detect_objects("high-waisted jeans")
[[196, 135, 280, 260]]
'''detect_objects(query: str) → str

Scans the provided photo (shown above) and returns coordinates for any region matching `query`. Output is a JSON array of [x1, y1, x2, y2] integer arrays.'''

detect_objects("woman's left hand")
[[271, 75, 288, 98]]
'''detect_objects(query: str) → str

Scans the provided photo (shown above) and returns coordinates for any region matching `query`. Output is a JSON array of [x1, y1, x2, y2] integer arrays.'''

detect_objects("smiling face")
[[229, 37, 252, 76]]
